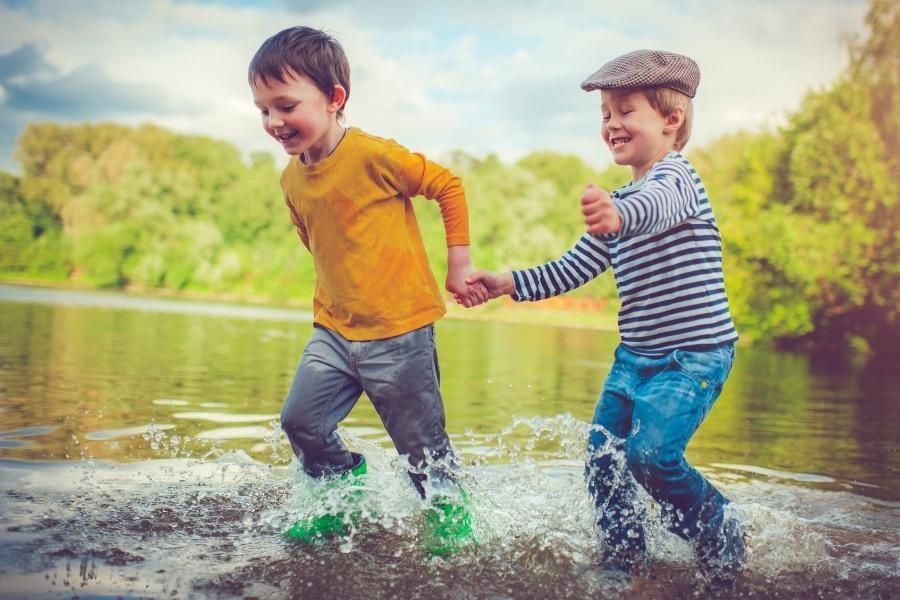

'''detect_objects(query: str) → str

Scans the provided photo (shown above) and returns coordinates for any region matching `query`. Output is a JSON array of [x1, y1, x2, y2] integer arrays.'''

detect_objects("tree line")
[[1, 0, 896, 356]]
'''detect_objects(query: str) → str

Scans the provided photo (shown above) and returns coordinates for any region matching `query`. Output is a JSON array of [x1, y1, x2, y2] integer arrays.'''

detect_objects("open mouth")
[[275, 131, 298, 143], [610, 137, 631, 148]]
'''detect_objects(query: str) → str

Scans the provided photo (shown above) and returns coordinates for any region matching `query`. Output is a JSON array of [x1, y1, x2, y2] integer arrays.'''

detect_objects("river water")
[[0, 283, 897, 598]]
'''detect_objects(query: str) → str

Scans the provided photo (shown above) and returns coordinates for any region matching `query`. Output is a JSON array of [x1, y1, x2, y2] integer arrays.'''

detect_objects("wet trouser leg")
[[625, 345, 735, 548], [587, 344, 738, 563], [587, 346, 647, 560], [358, 324, 455, 497], [281, 324, 456, 494], [281, 325, 362, 477]]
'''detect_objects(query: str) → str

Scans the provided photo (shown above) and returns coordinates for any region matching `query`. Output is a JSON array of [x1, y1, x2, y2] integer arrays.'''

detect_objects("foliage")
[[692, 131, 815, 341], [681, 0, 898, 353], [2, 123, 301, 296], [0, 0, 896, 356]]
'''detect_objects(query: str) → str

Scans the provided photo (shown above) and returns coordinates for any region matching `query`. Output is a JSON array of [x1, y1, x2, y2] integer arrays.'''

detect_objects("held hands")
[[461, 271, 515, 306], [446, 246, 489, 308], [582, 184, 622, 235], [447, 269, 489, 308]]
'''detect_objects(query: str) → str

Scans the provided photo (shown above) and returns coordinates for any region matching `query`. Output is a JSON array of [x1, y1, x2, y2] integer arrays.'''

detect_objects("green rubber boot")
[[283, 454, 367, 542], [423, 487, 477, 556]]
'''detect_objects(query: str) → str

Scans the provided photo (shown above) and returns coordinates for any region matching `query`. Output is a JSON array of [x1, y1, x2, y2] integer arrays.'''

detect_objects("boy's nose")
[[267, 114, 284, 128]]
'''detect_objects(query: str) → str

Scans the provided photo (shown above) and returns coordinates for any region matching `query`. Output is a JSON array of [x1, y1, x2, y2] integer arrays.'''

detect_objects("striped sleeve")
[[614, 159, 700, 237], [512, 234, 612, 301]]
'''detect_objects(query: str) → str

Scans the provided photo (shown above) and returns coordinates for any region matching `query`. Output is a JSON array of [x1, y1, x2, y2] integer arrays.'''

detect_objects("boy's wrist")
[[501, 272, 516, 296], [447, 245, 473, 268], [612, 197, 627, 234]]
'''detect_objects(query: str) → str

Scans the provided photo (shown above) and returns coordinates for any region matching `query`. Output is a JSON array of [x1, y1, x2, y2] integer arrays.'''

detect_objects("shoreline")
[[0, 275, 620, 332]]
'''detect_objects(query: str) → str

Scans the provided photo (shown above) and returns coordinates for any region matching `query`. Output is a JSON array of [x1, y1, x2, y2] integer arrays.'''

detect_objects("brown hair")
[[249, 26, 350, 120], [642, 87, 693, 151]]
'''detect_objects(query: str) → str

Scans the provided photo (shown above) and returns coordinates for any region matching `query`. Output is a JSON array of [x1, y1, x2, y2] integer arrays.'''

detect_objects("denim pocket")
[[670, 347, 730, 391]]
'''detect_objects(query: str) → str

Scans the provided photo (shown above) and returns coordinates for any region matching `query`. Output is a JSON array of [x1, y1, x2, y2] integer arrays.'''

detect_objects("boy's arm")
[[504, 234, 612, 302], [384, 143, 483, 302], [599, 159, 701, 239], [413, 166, 480, 302], [416, 167, 479, 302], [384, 143, 469, 246]]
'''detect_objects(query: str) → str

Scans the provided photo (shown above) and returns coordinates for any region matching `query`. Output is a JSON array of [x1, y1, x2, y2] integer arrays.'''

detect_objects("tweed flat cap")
[[580, 49, 700, 98]]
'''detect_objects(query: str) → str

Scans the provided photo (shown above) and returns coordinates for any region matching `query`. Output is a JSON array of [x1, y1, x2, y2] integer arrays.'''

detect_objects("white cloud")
[[0, 0, 869, 172]]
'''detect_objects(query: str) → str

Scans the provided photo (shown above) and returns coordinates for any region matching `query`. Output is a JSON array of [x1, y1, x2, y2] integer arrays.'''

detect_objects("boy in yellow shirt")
[[249, 26, 485, 553]]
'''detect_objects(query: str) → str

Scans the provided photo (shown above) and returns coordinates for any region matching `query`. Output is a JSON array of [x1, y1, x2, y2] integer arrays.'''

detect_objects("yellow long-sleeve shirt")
[[280, 127, 470, 341]]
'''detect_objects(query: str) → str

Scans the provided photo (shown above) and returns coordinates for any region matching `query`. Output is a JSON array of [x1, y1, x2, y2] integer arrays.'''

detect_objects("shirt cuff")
[[511, 270, 528, 302]]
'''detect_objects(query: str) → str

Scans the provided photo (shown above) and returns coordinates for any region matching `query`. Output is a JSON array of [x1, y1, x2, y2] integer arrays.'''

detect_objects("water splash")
[[0, 415, 897, 598]]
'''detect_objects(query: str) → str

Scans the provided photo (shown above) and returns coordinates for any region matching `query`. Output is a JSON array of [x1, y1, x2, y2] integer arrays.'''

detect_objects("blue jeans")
[[586, 343, 736, 559], [281, 324, 455, 496]]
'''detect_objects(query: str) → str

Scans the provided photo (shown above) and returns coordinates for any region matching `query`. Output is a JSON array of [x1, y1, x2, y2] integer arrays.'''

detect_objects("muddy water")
[[0, 283, 897, 598]]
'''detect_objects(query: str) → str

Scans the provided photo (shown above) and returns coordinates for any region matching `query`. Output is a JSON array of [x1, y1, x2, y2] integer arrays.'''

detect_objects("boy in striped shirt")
[[465, 50, 745, 581]]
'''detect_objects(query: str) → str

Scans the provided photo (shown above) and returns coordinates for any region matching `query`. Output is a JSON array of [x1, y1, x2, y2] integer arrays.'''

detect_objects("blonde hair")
[[642, 87, 693, 151]]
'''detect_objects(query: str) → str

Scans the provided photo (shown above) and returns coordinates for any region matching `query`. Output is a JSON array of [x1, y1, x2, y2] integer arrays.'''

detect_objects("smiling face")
[[251, 69, 346, 164], [600, 89, 683, 180]]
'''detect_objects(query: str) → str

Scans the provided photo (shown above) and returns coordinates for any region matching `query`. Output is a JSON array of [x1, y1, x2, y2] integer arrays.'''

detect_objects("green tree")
[[781, 79, 898, 351], [0, 172, 31, 271]]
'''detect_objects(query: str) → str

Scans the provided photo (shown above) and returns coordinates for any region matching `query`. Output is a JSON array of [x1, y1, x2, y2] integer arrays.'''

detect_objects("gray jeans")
[[281, 324, 455, 493]]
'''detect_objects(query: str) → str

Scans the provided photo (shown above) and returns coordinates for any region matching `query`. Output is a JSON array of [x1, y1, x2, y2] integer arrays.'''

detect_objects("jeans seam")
[[420, 325, 449, 467], [425, 327, 442, 430], [315, 375, 355, 456]]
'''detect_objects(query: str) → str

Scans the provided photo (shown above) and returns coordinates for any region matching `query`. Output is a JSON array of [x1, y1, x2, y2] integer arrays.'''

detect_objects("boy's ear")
[[328, 84, 347, 112], [663, 106, 685, 134]]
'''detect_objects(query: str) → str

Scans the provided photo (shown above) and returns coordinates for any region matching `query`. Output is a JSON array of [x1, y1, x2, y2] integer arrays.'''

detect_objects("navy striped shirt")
[[512, 152, 738, 356]]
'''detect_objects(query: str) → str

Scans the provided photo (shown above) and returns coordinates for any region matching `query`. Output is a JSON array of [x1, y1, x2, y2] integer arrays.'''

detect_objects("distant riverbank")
[[0, 275, 620, 332]]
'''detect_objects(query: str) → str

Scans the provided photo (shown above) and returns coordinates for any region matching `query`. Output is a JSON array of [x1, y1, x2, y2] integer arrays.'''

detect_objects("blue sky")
[[0, 0, 869, 173]]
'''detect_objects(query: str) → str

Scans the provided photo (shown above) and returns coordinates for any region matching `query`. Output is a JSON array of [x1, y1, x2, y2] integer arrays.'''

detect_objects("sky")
[[0, 0, 870, 173]]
